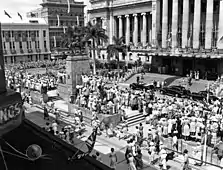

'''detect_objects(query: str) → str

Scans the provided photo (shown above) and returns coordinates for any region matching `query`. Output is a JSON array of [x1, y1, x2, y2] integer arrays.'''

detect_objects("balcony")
[[28, 49, 33, 53], [10, 49, 16, 54], [36, 48, 41, 53], [20, 49, 24, 53]]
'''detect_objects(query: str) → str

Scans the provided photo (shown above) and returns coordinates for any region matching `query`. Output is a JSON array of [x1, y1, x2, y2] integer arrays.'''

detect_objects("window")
[[36, 31, 39, 37], [28, 31, 31, 37], [11, 31, 14, 37], [3, 42, 5, 49], [37, 41, 40, 48], [19, 42, 22, 49], [2, 31, 4, 37], [29, 41, 32, 48], [44, 41, 47, 48], [35, 41, 37, 48], [8, 31, 11, 37], [11, 56, 13, 63], [9, 42, 12, 49], [12, 42, 15, 49], [43, 30, 46, 37]]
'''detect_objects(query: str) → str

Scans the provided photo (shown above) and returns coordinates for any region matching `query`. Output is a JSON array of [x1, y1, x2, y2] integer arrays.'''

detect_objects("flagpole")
[[69, 141, 86, 161]]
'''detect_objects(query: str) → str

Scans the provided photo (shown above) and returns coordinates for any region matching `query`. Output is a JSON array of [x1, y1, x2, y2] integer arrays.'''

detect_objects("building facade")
[[89, 0, 223, 79], [27, 0, 85, 51], [1, 18, 50, 64]]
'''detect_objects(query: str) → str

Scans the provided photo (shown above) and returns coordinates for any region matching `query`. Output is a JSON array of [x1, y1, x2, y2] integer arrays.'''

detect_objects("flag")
[[218, 36, 223, 43], [76, 15, 79, 26], [57, 15, 60, 27], [18, 12, 22, 20], [53, 36, 56, 47], [4, 10, 11, 18], [67, 0, 70, 13], [69, 127, 98, 161]]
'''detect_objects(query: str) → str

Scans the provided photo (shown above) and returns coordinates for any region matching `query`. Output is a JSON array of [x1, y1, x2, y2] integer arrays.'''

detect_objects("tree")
[[83, 22, 108, 75], [107, 36, 127, 78], [61, 26, 86, 54]]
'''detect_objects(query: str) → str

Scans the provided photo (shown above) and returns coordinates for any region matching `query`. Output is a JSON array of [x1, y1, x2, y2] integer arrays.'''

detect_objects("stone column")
[[125, 15, 130, 45], [205, 0, 213, 49], [182, 0, 189, 48], [152, 0, 160, 47], [141, 13, 147, 46], [162, 0, 168, 48], [218, 0, 223, 49], [101, 17, 107, 46], [109, 15, 114, 44], [118, 16, 123, 38], [172, 0, 178, 48], [193, 0, 201, 49], [133, 14, 138, 46]]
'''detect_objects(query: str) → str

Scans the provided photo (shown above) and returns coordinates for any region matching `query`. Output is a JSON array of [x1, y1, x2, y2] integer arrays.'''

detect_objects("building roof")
[[0, 17, 48, 25]]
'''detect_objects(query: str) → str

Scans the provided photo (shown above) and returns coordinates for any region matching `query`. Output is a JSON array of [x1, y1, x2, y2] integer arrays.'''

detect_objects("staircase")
[[116, 110, 145, 129]]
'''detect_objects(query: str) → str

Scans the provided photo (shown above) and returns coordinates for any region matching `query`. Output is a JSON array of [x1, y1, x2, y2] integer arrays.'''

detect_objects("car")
[[160, 85, 191, 98], [190, 90, 218, 102], [129, 82, 154, 91]]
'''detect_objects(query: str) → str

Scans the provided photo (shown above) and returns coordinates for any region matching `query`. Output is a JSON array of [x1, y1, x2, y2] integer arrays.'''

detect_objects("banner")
[[21, 31, 27, 41], [14, 31, 20, 42], [4, 31, 10, 42], [30, 31, 36, 41], [0, 92, 24, 136]]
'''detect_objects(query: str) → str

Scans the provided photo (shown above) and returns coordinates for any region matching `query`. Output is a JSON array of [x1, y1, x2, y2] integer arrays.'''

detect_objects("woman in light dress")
[[109, 148, 118, 170], [127, 153, 137, 170], [193, 142, 202, 166]]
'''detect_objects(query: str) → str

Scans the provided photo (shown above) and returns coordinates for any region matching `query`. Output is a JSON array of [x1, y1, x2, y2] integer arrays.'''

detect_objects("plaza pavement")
[[124, 72, 212, 92]]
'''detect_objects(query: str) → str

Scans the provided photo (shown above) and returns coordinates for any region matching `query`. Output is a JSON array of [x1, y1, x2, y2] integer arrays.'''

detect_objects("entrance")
[[162, 58, 171, 74], [183, 59, 193, 76]]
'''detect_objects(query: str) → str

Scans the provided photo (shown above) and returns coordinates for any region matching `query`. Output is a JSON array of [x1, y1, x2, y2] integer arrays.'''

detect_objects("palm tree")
[[107, 36, 127, 78], [84, 22, 108, 75], [61, 25, 86, 54]]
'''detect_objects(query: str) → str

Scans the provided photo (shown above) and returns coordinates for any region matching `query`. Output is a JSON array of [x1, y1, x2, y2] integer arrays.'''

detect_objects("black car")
[[160, 85, 191, 97], [129, 82, 154, 91], [190, 90, 218, 101]]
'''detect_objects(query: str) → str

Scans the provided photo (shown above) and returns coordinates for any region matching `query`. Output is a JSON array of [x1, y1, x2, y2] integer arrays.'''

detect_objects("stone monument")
[[57, 26, 91, 101]]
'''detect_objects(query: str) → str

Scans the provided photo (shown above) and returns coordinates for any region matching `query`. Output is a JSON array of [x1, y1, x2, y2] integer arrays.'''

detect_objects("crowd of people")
[[71, 71, 223, 169], [5, 60, 66, 71], [6, 60, 223, 169]]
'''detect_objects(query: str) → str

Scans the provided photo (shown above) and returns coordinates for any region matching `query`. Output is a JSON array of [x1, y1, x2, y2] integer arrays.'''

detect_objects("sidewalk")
[[24, 103, 220, 170]]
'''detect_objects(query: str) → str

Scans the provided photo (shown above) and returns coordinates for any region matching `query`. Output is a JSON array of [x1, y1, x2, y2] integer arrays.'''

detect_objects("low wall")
[[70, 104, 121, 127]]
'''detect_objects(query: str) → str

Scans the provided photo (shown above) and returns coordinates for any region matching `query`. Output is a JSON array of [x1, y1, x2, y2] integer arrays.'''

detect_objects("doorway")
[[183, 59, 193, 76]]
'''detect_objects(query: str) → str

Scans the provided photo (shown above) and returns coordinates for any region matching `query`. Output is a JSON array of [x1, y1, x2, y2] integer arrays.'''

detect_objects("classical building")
[[27, 0, 85, 51], [1, 18, 50, 64], [88, 0, 223, 79]]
